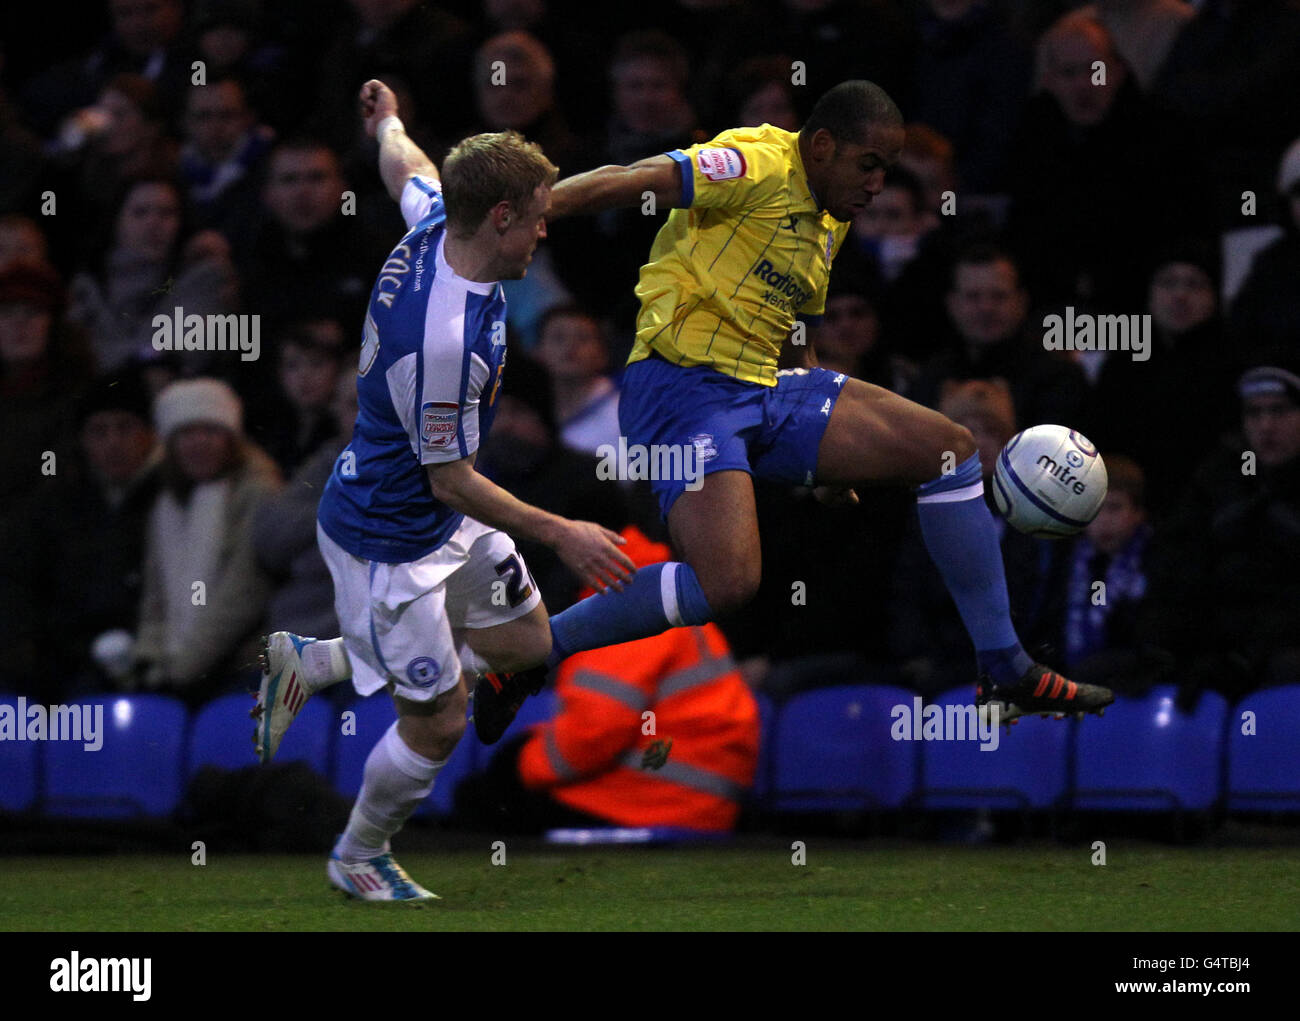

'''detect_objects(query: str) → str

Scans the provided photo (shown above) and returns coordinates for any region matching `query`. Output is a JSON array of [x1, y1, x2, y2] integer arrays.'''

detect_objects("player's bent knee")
[[946, 421, 977, 464], [698, 563, 760, 617], [396, 688, 467, 761]]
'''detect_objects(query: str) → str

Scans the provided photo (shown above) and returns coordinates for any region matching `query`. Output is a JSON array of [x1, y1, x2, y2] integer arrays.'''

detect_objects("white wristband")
[[376, 115, 405, 142]]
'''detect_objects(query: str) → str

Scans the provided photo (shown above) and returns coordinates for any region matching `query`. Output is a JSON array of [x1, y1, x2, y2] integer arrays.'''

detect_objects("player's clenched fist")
[[553, 520, 636, 593], [359, 79, 399, 137]]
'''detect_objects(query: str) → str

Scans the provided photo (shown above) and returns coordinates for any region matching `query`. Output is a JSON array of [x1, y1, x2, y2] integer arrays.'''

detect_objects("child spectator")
[[1057, 454, 1154, 694]]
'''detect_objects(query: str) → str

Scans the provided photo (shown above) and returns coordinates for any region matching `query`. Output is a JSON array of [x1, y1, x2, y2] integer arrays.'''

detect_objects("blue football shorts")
[[617, 353, 850, 517]]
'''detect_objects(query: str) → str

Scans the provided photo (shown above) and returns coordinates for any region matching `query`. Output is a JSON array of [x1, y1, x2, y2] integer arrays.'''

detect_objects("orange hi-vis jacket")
[[518, 616, 761, 832]]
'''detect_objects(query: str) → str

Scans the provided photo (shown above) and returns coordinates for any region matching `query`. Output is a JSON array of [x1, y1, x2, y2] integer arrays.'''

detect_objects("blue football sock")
[[915, 453, 1032, 685], [547, 561, 713, 668]]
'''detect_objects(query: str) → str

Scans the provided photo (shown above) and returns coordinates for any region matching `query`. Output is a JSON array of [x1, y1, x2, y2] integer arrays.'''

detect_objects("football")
[[991, 425, 1108, 538]]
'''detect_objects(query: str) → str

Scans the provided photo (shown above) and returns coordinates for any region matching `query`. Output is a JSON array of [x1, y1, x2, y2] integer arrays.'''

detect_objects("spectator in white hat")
[[133, 377, 282, 702]]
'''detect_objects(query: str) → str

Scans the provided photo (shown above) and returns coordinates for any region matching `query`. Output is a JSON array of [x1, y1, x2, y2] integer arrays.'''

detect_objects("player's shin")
[[546, 560, 713, 667], [335, 721, 443, 863], [914, 452, 1032, 686]]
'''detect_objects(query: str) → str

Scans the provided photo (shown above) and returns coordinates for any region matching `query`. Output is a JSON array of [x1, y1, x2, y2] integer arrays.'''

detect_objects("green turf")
[[2, 843, 1297, 931]]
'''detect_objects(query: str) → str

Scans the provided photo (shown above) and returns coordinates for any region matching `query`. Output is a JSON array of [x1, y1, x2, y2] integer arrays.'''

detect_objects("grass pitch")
[[2, 842, 1297, 931]]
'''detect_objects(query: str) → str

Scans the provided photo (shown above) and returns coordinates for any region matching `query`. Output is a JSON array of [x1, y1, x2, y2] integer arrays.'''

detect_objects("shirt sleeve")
[[667, 135, 784, 212], [399, 174, 444, 229], [416, 345, 491, 466], [384, 330, 492, 466]]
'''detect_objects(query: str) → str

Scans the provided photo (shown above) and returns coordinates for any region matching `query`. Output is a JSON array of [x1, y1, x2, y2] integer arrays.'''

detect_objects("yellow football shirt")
[[627, 124, 850, 387]]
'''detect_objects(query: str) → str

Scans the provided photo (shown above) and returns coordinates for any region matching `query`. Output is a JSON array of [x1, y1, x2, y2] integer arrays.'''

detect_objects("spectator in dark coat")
[[19, 0, 193, 137], [0, 369, 161, 700], [237, 138, 390, 338], [904, 0, 1032, 192], [1087, 240, 1238, 519], [1229, 137, 1300, 360], [909, 244, 1088, 428], [0, 260, 95, 526], [1004, 12, 1203, 309], [1150, 0, 1300, 234], [1144, 359, 1300, 703], [254, 369, 356, 641]]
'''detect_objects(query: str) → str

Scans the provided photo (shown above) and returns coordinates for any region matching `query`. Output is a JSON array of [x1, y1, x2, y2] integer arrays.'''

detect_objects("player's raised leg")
[[252, 633, 352, 763], [465, 602, 554, 744], [543, 468, 753, 667], [815, 378, 1113, 720]]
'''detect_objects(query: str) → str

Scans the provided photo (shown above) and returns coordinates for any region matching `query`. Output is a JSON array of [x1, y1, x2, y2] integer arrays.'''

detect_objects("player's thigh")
[[816, 378, 974, 486], [443, 521, 549, 671], [666, 468, 761, 614], [319, 522, 462, 703], [393, 674, 467, 761]]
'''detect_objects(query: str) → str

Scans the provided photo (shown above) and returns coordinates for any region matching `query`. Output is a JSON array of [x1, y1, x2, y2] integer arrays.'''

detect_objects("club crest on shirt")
[[696, 147, 746, 182], [421, 401, 457, 448]]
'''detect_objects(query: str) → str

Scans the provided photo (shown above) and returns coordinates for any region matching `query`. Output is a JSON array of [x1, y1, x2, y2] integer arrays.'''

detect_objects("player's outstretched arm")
[[425, 459, 635, 592], [547, 154, 681, 221], [359, 79, 438, 203]]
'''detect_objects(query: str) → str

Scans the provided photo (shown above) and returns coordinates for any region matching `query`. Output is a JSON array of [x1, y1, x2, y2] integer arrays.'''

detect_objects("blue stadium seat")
[[42, 695, 187, 818], [918, 686, 1070, 810], [332, 695, 400, 800], [751, 691, 776, 805], [0, 695, 39, 812], [772, 684, 918, 811], [187, 692, 332, 777], [1228, 684, 1300, 811], [1072, 685, 1227, 811]]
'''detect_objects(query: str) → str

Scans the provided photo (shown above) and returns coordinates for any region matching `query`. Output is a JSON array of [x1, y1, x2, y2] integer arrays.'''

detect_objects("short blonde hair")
[[441, 131, 558, 235]]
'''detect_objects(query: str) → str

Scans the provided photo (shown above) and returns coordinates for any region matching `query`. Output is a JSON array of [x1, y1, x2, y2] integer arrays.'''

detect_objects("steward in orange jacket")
[[515, 527, 760, 831]]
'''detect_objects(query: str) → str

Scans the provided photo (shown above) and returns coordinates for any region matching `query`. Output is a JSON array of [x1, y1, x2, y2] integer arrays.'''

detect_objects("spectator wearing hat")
[[133, 378, 282, 703], [0, 369, 161, 701], [0, 259, 96, 524], [1144, 360, 1300, 703], [1087, 239, 1237, 518], [1230, 137, 1300, 359], [891, 380, 1064, 696]]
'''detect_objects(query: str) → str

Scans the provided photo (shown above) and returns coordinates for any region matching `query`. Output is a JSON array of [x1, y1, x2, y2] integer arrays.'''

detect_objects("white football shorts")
[[317, 518, 541, 702]]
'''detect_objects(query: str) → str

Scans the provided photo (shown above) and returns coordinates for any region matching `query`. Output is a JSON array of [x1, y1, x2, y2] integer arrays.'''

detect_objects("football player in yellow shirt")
[[478, 81, 1113, 730]]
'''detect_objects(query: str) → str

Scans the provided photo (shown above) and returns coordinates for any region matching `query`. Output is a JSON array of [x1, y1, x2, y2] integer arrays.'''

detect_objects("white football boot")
[[327, 848, 440, 903], [251, 632, 316, 763]]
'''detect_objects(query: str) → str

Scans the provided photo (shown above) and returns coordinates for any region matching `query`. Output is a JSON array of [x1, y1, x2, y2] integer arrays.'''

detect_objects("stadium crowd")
[[2, 0, 1299, 727]]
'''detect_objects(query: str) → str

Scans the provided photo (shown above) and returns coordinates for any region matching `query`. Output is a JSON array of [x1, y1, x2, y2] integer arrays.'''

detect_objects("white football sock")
[[300, 638, 351, 692], [335, 721, 443, 864]]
